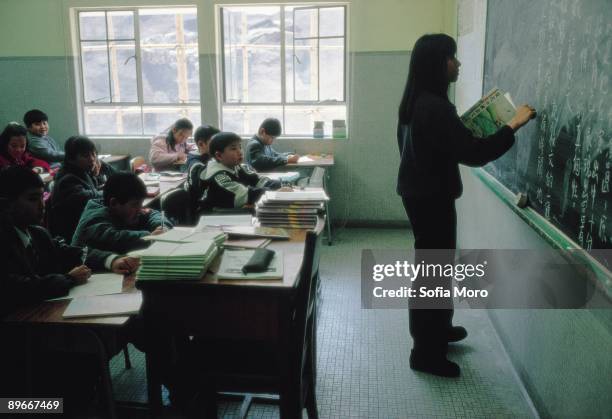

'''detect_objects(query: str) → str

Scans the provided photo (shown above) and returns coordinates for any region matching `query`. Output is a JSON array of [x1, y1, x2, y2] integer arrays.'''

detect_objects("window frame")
[[218, 3, 348, 137], [74, 6, 201, 137]]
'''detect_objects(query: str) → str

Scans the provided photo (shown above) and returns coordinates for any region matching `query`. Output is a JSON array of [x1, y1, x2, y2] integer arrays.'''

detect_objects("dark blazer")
[[0, 219, 109, 317], [397, 91, 515, 199], [47, 162, 115, 241], [245, 136, 289, 171]]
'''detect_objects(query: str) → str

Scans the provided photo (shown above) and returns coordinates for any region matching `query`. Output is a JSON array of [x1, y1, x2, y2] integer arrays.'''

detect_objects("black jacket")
[[48, 162, 115, 241], [397, 91, 515, 199], [201, 160, 280, 209], [0, 219, 110, 316], [245, 136, 289, 171]]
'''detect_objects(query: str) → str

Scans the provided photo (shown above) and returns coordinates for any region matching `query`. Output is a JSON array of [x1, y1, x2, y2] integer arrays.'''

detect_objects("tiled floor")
[[109, 227, 537, 418]]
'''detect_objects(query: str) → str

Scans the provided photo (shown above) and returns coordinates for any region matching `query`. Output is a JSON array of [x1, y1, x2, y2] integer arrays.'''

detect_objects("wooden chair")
[[129, 156, 146, 173], [199, 227, 323, 418], [160, 188, 193, 226], [308, 167, 332, 245]]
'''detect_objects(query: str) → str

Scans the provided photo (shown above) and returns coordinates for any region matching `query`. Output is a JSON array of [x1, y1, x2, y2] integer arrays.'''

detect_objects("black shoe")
[[410, 350, 461, 377], [448, 326, 467, 342]]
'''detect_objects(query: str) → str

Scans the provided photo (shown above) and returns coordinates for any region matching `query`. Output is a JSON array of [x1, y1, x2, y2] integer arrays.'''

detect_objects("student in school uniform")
[[48, 136, 116, 241], [71, 172, 169, 254], [149, 117, 195, 171], [0, 166, 140, 412], [201, 132, 281, 209], [186, 124, 220, 171], [0, 166, 139, 315], [396, 33, 536, 377], [0, 123, 50, 173], [245, 118, 300, 171], [23, 109, 65, 169]]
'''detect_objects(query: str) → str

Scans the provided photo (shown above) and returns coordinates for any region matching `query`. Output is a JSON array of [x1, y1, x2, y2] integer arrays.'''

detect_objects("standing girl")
[[396, 34, 535, 377]]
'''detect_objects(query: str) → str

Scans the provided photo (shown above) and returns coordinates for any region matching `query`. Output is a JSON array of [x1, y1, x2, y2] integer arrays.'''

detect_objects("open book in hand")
[[460, 88, 516, 137]]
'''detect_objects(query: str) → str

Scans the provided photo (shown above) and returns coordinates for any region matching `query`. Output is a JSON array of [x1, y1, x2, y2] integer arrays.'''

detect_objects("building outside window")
[[75, 7, 201, 136], [220, 4, 347, 137]]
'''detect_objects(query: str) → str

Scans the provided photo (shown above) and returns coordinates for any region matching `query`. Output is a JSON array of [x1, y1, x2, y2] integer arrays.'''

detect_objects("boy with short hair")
[[245, 118, 299, 171], [23, 109, 65, 168], [186, 124, 220, 171], [72, 172, 170, 254], [0, 166, 138, 316], [202, 132, 281, 209]]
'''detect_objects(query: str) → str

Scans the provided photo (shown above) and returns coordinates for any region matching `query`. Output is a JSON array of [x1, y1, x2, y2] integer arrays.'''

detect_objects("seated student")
[[149, 118, 195, 171], [48, 136, 116, 241], [23, 109, 65, 169], [0, 166, 140, 413], [0, 123, 50, 172], [202, 132, 281, 209], [0, 166, 138, 317], [72, 172, 170, 254], [245, 118, 299, 171], [186, 124, 220, 171]]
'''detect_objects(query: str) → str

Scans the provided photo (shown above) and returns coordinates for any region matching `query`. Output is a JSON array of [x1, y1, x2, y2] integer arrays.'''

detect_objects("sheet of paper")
[[297, 156, 314, 163], [63, 292, 142, 319], [47, 273, 123, 301], [195, 214, 253, 230]]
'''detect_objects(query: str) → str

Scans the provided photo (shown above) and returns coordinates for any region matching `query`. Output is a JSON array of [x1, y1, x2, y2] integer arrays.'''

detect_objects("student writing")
[[245, 118, 299, 171]]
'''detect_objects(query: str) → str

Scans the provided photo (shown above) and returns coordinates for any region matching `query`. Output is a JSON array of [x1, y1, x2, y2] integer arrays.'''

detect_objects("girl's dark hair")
[[0, 166, 44, 200], [0, 123, 29, 158], [64, 135, 97, 162], [166, 118, 194, 150], [194, 125, 220, 144], [398, 34, 457, 124]]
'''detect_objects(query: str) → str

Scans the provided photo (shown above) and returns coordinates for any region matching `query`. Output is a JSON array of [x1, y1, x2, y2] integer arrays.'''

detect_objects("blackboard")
[[483, 0, 611, 259]]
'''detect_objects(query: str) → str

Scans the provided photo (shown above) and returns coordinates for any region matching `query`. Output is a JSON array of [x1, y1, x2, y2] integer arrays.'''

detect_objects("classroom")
[[0, 0, 610, 418]]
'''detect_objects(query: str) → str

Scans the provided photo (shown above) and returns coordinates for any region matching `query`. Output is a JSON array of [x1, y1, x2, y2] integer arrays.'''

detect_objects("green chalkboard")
[[483, 0, 611, 265]]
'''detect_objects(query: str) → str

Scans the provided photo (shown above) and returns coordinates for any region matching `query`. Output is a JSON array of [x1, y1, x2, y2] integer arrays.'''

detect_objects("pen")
[[81, 246, 88, 264]]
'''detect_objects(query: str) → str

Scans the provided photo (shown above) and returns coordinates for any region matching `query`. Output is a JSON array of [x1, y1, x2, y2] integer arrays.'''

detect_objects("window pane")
[[222, 7, 281, 103], [284, 105, 346, 136], [293, 8, 317, 39], [141, 47, 177, 103], [293, 39, 318, 101], [84, 106, 142, 135], [79, 12, 107, 41], [319, 7, 344, 37], [140, 8, 199, 104], [109, 41, 137, 102], [81, 41, 110, 103], [222, 106, 282, 135], [142, 107, 201, 135], [319, 38, 344, 101], [139, 9, 177, 44], [107, 11, 134, 39]]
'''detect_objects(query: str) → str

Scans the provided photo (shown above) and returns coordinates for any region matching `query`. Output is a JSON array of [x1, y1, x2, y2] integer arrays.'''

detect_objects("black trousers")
[[402, 195, 456, 357]]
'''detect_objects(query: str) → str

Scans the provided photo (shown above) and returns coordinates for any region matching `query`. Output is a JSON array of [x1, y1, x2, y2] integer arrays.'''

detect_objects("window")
[[220, 4, 347, 137], [76, 8, 201, 136]]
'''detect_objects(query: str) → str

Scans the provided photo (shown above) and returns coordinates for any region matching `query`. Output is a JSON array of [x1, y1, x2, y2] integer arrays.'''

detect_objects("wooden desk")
[[136, 224, 321, 414], [286, 154, 334, 168], [2, 277, 137, 419], [100, 154, 130, 171]]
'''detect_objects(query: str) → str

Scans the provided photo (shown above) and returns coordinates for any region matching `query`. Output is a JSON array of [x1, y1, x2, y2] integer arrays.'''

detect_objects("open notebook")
[[63, 292, 142, 319]]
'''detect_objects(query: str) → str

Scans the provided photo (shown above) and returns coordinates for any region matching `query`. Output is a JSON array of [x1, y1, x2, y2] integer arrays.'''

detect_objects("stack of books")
[[255, 189, 328, 229], [135, 240, 219, 281]]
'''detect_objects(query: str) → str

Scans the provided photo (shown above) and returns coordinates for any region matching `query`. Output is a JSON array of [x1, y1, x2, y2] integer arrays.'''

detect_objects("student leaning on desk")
[[72, 171, 172, 255], [149, 117, 196, 172], [245, 117, 300, 171], [0, 167, 139, 317]]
